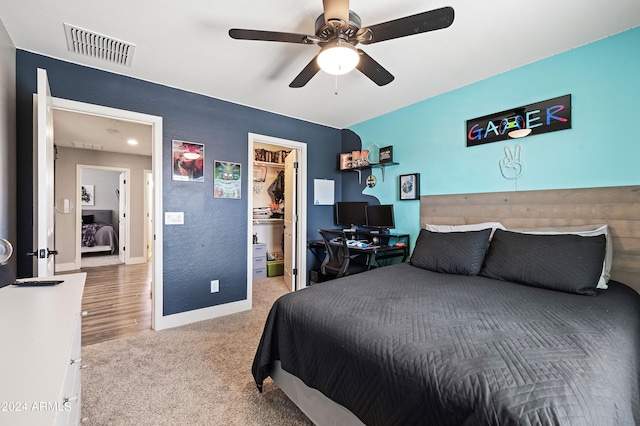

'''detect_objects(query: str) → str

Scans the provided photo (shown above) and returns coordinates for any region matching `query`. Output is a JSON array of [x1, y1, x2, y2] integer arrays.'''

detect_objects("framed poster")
[[399, 173, 420, 201], [81, 185, 95, 205], [172, 140, 204, 182], [214, 161, 241, 199]]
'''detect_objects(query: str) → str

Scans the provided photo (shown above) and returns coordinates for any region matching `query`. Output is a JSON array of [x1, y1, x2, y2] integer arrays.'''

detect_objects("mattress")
[[253, 262, 640, 425]]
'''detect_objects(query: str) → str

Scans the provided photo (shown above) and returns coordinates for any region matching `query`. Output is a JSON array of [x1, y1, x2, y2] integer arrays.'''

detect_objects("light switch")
[[165, 212, 184, 225]]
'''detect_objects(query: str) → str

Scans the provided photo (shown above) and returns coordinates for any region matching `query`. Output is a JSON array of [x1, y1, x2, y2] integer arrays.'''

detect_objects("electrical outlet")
[[210, 280, 219, 293]]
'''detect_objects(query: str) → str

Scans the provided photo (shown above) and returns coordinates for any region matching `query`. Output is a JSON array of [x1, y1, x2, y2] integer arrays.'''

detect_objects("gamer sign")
[[466, 94, 571, 147]]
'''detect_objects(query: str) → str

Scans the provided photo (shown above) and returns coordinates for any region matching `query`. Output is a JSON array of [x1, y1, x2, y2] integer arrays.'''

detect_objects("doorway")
[[75, 165, 129, 268], [39, 92, 164, 330], [247, 133, 307, 304]]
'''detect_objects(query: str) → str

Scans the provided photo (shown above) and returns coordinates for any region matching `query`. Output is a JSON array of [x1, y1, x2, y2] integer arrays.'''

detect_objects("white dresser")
[[0, 273, 86, 425], [253, 243, 267, 280]]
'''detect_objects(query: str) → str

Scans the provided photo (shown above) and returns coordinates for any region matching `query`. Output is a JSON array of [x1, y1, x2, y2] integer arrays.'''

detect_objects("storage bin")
[[267, 259, 284, 277]]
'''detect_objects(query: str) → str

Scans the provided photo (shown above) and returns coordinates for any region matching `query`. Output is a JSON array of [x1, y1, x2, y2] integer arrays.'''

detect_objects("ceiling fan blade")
[[289, 56, 321, 88], [356, 50, 394, 86], [322, 0, 350, 26], [229, 29, 313, 44], [358, 6, 454, 45]]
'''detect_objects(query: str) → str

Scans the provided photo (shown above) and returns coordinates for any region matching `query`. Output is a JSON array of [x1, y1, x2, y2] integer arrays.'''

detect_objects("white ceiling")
[[53, 109, 153, 157], [2, 0, 640, 131]]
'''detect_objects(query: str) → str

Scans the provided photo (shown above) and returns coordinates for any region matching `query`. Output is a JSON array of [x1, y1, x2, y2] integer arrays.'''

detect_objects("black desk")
[[308, 230, 411, 271]]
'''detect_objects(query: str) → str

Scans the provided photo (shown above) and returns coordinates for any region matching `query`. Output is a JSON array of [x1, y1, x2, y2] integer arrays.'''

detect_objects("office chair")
[[318, 229, 368, 279]]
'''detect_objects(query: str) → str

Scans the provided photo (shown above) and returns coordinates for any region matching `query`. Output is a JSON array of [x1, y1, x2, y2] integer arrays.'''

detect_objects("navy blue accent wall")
[[340, 129, 380, 205], [16, 51, 341, 315]]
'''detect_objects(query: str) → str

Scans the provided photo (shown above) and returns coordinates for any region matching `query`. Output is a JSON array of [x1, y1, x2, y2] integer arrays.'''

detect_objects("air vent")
[[70, 141, 104, 151], [64, 23, 135, 67]]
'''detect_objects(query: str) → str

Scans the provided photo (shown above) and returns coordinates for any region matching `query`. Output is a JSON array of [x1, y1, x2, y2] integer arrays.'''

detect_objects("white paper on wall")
[[313, 179, 335, 205]]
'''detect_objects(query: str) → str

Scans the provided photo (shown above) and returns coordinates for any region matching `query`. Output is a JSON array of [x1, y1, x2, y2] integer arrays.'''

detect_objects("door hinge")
[[293, 161, 298, 169], [293, 268, 298, 276], [293, 214, 298, 223]]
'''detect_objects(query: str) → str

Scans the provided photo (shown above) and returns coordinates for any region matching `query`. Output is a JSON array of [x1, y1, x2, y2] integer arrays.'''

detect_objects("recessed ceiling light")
[[127, 139, 138, 145]]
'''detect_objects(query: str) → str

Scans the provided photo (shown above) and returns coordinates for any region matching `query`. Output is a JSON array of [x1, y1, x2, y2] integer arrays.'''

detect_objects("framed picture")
[[172, 140, 204, 182], [81, 185, 95, 205], [214, 160, 242, 199], [399, 173, 420, 201]]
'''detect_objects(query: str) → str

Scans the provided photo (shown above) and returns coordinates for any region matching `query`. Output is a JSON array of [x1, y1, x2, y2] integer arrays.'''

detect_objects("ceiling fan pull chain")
[[334, 74, 338, 95]]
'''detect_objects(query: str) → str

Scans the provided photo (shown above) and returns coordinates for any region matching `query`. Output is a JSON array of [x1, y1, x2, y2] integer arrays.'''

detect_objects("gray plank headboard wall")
[[420, 185, 640, 292]]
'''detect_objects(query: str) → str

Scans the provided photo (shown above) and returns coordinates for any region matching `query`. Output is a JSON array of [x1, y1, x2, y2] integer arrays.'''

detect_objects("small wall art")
[[172, 140, 204, 182], [81, 185, 95, 206], [399, 173, 420, 201], [214, 160, 242, 199]]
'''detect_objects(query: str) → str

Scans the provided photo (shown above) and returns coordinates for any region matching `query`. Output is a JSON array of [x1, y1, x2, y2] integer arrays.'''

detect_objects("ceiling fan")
[[229, 0, 454, 88]]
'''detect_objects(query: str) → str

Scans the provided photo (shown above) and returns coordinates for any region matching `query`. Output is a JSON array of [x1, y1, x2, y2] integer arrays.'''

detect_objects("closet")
[[252, 142, 289, 277]]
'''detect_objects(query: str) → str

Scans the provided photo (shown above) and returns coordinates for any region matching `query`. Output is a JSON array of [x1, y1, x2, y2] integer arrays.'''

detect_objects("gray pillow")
[[411, 228, 491, 276], [479, 229, 606, 295]]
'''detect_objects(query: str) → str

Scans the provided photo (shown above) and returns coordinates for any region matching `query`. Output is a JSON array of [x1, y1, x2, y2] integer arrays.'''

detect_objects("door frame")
[[75, 165, 130, 266], [47, 96, 164, 330], [247, 133, 307, 303]]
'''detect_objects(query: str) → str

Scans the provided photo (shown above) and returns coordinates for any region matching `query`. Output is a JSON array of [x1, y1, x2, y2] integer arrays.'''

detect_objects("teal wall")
[[349, 27, 640, 244]]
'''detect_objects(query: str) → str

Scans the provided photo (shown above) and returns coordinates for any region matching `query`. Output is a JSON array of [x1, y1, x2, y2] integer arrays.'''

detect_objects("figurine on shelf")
[[352, 150, 361, 167]]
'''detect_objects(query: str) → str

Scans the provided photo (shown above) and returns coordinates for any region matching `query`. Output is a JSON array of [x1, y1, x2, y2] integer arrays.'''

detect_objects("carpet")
[[81, 277, 313, 425]]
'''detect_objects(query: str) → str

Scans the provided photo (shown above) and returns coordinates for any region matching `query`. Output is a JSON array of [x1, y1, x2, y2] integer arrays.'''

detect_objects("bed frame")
[[420, 185, 640, 292], [271, 185, 640, 424], [81, 209, 116, 254]]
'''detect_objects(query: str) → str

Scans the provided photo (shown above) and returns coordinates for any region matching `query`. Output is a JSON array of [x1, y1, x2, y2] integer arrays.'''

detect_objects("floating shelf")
[[342, 162, 399, 184]]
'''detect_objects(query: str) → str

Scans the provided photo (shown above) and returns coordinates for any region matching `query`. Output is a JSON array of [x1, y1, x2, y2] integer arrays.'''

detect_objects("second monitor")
[[365, 204, 395, 233]]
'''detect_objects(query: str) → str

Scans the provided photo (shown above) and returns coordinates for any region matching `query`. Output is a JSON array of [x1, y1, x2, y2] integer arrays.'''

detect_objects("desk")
[[308, 230, 410, 272]]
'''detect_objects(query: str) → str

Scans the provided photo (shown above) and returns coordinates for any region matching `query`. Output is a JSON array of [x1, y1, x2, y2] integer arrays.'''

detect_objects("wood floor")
[[81, 261, 152, 346]]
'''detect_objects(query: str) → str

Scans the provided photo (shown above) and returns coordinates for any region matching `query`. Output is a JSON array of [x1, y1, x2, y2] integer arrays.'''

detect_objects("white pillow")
[[425, 222, 505, 237], [507, 224, 611, 289]]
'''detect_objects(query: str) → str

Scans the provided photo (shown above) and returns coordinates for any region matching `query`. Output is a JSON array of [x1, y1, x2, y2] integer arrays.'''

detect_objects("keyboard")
[[14, 280, 64, 287]]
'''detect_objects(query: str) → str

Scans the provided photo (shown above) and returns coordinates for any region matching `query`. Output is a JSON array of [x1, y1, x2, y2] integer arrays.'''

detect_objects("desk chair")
[[318, 229, 368, 279]]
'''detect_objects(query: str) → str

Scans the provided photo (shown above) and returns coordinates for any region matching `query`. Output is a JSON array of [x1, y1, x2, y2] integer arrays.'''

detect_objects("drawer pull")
[[70, 357, 82, 365], [80, 311, 88, 317], [63, 395, 78, 403], [79, 364, 88, 370]]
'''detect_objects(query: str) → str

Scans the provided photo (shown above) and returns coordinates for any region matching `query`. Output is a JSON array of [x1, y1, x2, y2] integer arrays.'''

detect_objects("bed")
[[252, 186, 640, 425], [81, 209, 119, 255]]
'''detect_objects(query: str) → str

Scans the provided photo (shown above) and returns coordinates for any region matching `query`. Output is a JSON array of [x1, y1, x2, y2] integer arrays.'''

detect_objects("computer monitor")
[[365, 204, 395, 233], [335, 201, 368, 229]]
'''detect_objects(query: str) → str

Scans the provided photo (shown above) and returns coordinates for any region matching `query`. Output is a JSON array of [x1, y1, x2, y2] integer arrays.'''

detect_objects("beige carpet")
[[81, 277, 313, 425]]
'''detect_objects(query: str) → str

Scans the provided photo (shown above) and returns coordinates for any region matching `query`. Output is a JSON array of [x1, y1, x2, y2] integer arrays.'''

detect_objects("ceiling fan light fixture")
[[317, 40, 359, 75]]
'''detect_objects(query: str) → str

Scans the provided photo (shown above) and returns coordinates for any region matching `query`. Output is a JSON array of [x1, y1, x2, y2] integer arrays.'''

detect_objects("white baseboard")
[[154, 299, 251, 330], [127, 256, 147, 265], [56, 261, 80, 272]]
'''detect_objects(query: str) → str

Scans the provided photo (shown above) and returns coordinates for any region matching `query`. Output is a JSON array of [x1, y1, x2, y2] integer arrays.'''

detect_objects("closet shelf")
[[254, 160, 285, 168], [253, 218, 284, 225]]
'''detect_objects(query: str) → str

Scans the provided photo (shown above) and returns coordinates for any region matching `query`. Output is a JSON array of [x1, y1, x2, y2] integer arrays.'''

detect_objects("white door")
[[283, 150, 298, 291], [34, 68, 56, 277], [118, 172, 127, 263], [144, 171, 153, 261]]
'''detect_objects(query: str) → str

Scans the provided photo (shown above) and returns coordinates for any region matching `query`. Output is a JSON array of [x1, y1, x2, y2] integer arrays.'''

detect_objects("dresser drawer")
[[253, 243, 267, 258], [253, 255, 267, 270], [253, 267, 267, 280]]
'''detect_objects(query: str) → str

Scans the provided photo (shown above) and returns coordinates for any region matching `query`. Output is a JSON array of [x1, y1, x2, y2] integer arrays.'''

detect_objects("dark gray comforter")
[[253, 263, 640, 425]]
